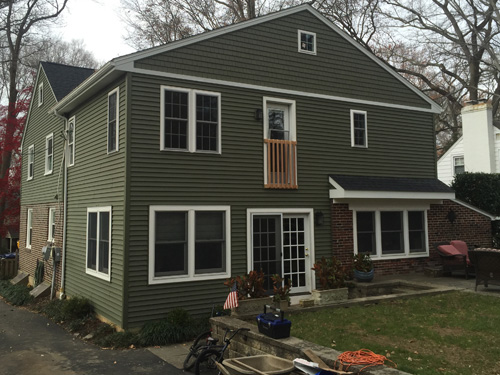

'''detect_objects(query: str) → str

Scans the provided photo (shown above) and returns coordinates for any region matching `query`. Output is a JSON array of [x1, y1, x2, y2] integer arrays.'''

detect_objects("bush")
[[0, 280, 33, 306], [452, 172, 500, 215], [42, 296, 94, 322], [138, 308, 206, 346]]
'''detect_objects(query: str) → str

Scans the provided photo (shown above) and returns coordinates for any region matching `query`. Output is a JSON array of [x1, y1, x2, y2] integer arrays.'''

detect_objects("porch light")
[[255, 108, 263, 121], [447, 208, 456, 224], [315, 210, 324, 226]]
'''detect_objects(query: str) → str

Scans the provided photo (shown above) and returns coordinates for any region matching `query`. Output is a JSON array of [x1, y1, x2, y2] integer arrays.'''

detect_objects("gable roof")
[[40, 61, 95, 101], [53, 4, 442, 115], [329, 174, 455, 200]]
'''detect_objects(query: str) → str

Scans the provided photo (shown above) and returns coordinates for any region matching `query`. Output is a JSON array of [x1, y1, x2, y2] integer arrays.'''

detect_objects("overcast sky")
[[53, 0, 136, 63]]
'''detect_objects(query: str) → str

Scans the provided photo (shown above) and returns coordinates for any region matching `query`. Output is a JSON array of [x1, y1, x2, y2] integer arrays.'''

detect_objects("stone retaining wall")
[[210, 316, 411, 375]]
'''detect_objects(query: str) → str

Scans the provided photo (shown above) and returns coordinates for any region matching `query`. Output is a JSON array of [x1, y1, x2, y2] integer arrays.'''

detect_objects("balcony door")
[[251, 213, 312, 294], [263, 98, 297, 189]]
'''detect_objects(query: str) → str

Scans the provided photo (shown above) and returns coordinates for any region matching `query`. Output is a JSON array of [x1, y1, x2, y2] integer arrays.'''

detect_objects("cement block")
[[10, 271, 29, 286], [29, 282, 51, 299]]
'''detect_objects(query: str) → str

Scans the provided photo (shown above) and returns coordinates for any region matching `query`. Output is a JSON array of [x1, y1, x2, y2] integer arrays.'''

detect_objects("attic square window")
[[298, 30, 316, 55]]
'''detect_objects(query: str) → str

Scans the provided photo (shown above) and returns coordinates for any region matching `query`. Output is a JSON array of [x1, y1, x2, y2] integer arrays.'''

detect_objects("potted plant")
[[224, 270, 271, 316], [311, 256, 349, 305], [271, 274, 291, 310], [352, 253, 374, 282]]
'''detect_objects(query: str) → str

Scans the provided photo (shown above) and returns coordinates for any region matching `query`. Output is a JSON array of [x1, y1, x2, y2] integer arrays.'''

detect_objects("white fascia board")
[[51, 63, 115, 115], [305, 6, 441, 114], [329, 189, 455, 201], [112, 4, 440, 114], [453, 199, 499, 220], [437, 136, 463, 166]]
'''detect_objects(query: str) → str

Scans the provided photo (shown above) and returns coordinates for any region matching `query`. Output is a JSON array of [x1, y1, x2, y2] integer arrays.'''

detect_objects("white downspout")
[[53, 110, 68, 299]]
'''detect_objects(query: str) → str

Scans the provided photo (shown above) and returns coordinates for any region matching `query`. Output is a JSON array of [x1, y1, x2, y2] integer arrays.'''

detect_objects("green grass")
[[290, 291, 500, 375], [0, 280, 33, 305]]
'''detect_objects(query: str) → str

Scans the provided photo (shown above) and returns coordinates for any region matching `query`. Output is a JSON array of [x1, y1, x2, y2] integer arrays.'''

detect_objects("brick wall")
[[19, 203, 64, 289], [331, 200, 492, 277]]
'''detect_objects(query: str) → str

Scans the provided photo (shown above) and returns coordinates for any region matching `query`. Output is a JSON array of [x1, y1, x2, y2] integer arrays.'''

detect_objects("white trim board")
[[118, 65, 438, 114]]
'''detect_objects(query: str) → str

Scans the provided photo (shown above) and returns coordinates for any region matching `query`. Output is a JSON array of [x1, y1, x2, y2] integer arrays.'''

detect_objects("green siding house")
[[20, 4, 463, 329]]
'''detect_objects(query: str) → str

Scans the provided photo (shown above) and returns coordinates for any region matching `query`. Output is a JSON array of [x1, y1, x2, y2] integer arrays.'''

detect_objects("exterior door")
[[252, 214, 311, 294]]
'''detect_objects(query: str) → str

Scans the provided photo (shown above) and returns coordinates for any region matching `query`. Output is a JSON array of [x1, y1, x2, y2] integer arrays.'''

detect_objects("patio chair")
[[435, 241, 474, 279]]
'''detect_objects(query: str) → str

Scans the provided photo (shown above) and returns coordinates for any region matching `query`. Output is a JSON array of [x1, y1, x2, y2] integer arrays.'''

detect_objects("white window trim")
[[351, 110, 368, 148], [85, 206, 112, 281], [27, 144, 34, 181], [44, 133, 54, 175], [353, 208, 429, 260], [26, 208, 33, 249], [452, 155, 464, 176], [38, 82, 43, 107], [67, 116, 76, 167], [48, 207, 56, 243], [107, 87, 120, 154], [262, 97, 297, 185], [148, 205, 231, 284], [298, 29, 317, 55], [160, 86, 222, 154]]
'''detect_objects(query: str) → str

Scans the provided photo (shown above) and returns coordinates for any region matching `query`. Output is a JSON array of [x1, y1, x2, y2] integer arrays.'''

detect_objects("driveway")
[[0, 299, 185, 375]]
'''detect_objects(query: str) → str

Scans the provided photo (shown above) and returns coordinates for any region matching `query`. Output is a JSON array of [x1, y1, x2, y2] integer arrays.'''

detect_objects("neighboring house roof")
[[52, 3, 442, 115], [40, 61, 95, 101], [329, 174, 455, 200]]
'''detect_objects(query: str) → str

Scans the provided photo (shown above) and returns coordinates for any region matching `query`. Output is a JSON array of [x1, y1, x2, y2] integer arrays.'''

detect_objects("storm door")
[[252, 214, 311, 294]]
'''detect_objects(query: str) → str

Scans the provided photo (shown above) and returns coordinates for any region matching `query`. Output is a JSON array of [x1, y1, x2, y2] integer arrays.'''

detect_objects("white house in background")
[[437, 102, 500, 185]]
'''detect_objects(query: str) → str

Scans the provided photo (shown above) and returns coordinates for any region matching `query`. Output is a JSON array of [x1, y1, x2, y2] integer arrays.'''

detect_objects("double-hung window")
[[45, 133, 53, 175], [161, 86, 221, 153], [351, 110, 368, 148], [26, 209, 33, 249], [86, 207, 111, 281], [108, 88, 119, 153], [48, 208, 56, 243], [27, 145, 35, 180], [68, 117, 75, 166], [38, 82, 43, 107], [453, 156, 464, 175], [354, 209, 428, 258], [149, 205, 230, 284]]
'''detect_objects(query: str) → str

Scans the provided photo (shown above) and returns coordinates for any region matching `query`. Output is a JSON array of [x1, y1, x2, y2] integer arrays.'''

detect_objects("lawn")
[[290, 291, 500, 375]]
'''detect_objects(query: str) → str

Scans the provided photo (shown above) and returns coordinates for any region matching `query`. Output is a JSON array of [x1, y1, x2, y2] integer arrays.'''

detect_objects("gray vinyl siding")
[[135, 10, 431, 110], [64, 78, 127, 327], [21, 69, 64, 205], [124, 72, 436, 328]]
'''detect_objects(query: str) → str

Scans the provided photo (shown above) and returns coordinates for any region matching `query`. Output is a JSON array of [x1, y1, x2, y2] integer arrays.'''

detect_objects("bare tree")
[[379, 0, 500, 150], [0, 0, 69, 239]]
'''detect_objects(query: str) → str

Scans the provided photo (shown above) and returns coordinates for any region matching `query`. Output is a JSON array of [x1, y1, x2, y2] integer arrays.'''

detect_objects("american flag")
[[223, 282, 239, 310]]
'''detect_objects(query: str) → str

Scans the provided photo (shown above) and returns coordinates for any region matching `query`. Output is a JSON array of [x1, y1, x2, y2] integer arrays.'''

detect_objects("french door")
[[252, 213, 311, 294]]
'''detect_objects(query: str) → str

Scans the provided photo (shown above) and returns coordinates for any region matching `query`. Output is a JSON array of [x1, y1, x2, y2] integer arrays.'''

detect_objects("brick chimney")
[[461, 101, 495, 173]]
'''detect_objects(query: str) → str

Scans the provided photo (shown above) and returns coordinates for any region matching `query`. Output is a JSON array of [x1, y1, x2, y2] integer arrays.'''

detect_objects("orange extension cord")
[[335, 349, 397, 372]]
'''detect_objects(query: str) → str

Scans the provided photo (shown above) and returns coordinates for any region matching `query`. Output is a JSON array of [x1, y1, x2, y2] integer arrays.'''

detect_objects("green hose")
[[34, 260, 44, 287]]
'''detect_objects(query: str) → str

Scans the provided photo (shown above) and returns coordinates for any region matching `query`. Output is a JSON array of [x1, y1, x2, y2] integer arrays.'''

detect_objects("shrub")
[[138, 308, 205, 346], [312, 256, 348, 289], [0, 280, 33, 306], [42, 296, 94, 322], [95, 331, 139, 349]]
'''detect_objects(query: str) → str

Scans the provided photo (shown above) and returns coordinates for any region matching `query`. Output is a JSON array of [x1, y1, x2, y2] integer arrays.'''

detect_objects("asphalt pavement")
[[0, 299, 186, 375]]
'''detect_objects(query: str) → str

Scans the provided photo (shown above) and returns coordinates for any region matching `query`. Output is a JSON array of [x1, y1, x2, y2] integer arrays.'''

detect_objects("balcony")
[[264, 139, 298, 189]]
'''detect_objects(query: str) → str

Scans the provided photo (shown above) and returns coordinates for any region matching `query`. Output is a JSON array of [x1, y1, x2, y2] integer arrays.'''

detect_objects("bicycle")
[[194, 327, 251, 375], [183, 305, 227, 371], [183, 329, 219, 371]]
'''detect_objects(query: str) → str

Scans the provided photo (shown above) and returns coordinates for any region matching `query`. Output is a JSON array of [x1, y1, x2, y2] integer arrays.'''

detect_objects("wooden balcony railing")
[[264, 138, 298, 189]]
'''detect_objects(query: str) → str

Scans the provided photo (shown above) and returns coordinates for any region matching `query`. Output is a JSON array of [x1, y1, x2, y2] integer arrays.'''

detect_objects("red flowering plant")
[[224, 270, 266, 300]]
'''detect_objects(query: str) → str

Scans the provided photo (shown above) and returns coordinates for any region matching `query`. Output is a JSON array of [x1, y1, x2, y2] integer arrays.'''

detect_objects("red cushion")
[[450, 240, 471, 265], [438, 245, 461, 256]]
